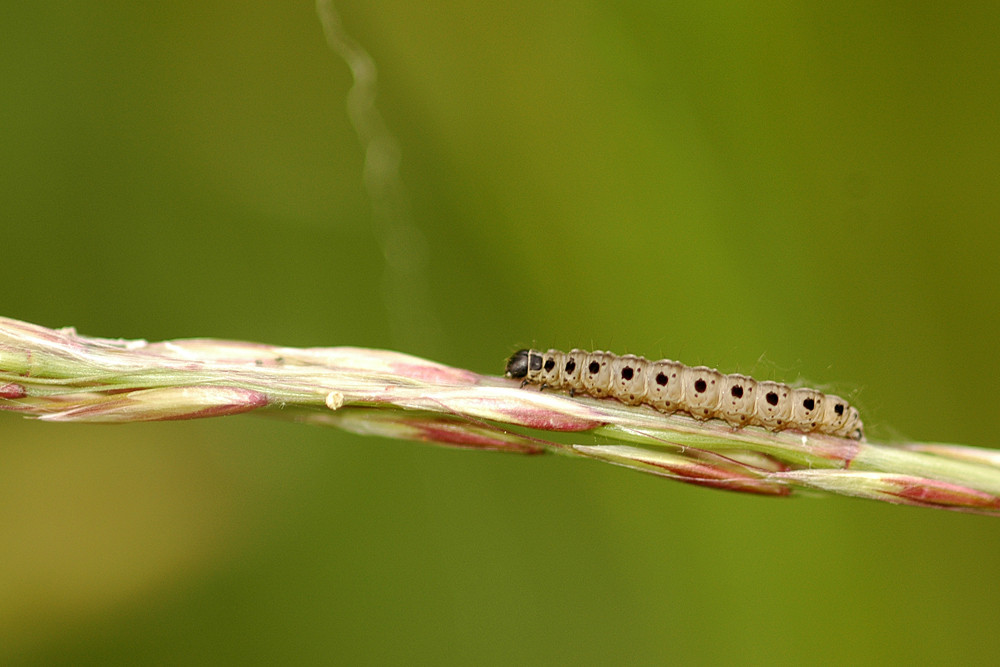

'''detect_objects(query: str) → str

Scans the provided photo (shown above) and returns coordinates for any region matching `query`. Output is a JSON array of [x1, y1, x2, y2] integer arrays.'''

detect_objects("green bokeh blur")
[[3, 2, 1000, 664]]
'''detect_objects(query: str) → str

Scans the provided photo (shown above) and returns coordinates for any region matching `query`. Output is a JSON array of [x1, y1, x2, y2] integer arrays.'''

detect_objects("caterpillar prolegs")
[[505, 349, 864, 440]]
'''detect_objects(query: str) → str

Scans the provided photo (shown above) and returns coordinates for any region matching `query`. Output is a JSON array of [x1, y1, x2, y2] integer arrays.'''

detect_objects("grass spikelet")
[[2, 316, 999, 515]]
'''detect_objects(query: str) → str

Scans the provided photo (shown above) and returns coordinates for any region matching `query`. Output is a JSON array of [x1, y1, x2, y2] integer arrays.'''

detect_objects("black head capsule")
[[505, 349, 534, 379]]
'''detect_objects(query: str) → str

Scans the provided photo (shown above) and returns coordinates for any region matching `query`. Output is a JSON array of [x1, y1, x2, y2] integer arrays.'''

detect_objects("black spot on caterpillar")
[[505, 349, 864, 440]]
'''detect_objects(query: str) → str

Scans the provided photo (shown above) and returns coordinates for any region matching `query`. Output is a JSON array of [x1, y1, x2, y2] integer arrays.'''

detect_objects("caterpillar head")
[[505, 349, 538, 379]]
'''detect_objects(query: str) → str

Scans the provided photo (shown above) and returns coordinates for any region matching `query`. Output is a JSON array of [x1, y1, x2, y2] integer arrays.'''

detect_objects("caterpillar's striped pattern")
[[505, 349, 864, 440]]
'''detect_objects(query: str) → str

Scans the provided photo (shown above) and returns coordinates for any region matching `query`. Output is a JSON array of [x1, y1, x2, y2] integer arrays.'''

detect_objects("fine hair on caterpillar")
[[505, 348, 864, 440]]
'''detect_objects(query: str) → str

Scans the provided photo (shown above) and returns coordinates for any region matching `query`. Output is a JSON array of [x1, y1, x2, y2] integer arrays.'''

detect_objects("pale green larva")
[[505, 349, 864, 440]]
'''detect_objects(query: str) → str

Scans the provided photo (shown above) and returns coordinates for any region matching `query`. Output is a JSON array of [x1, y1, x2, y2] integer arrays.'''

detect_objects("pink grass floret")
[[885, 476, 1000, 511], [411, 419, 545, 454], [0, 383, 26, 398], [38, 386, 270, 422]]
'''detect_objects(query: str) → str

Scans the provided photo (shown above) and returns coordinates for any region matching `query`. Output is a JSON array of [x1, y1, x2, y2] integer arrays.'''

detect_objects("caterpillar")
[[505, 349, 864, 440]]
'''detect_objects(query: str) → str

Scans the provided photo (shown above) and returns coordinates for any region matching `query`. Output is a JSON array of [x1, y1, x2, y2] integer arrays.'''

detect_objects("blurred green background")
[[3, 1, 1000, 664]]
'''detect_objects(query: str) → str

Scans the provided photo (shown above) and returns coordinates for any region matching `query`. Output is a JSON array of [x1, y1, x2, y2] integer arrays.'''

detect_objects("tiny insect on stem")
[[506, 348, 864, 440]]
